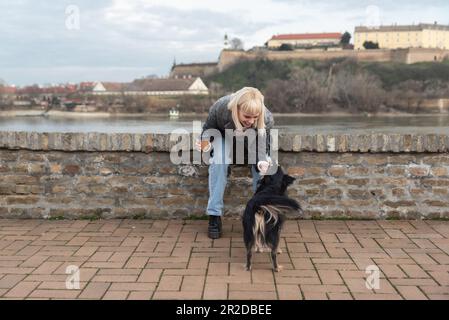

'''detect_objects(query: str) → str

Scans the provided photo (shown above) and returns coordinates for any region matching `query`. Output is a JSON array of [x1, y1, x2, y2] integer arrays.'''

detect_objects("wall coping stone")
[[1, 131, 448, 153]]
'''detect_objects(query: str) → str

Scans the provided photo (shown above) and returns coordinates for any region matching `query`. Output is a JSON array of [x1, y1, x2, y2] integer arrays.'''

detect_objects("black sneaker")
[[208, 215, 222, 239]]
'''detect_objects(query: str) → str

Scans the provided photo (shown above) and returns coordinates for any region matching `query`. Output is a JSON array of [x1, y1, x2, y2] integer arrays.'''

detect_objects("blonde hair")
[[228, 87, 266, 130]]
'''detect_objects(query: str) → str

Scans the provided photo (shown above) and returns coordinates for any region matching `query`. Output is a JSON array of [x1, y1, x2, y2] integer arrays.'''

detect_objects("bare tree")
[[265, 67, 330, 113], [386, 79, 449, 112], [388, 80, 424, 111], [288, 67, 330, 112], [230, 38, 244, 50], [423, 79, 449, 98], [332, 70, 386, 112], [264, 79, 289, 112], [208, 82, 226, 99]]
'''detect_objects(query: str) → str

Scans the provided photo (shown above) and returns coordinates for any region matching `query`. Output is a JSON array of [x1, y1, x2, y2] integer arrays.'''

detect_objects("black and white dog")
[[242, 166, 302, 272]]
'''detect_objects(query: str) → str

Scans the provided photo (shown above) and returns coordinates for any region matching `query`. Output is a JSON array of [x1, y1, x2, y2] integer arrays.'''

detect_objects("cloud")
[[1, 0, 449, 85], [1, 66, 158, 85], [101, 1, 269, 44]]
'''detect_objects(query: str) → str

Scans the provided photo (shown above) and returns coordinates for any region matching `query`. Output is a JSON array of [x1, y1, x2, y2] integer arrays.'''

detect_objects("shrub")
[[331, 70, 386, 113], [265, 67, 330, 113]]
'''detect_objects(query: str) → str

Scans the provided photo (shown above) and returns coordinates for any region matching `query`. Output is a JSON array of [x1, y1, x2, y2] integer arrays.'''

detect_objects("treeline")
[[91, 94, 214, 114]]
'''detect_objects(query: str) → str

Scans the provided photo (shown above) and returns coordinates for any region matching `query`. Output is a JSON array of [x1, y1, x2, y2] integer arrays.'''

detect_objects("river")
[[1, 114, 449, 134]]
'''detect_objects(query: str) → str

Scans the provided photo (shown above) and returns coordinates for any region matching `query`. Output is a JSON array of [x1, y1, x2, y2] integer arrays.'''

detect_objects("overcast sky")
[[1, 0, 449, 86]]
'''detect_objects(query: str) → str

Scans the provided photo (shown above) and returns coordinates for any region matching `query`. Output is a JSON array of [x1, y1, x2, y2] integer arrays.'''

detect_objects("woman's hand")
[[257, 161, 270, 175], [195, 139, 211, 152]]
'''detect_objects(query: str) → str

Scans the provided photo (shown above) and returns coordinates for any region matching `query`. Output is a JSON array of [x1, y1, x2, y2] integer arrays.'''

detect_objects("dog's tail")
[[253, 210, 266, 250], [243, 195, 302, 247], [253, 195, 302, 215], [252, 197, 300, 248], [254, 205, 282, 248]]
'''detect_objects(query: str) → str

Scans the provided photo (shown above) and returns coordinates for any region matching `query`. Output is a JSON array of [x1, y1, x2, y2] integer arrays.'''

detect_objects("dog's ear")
[[283, 175, 296, 186]]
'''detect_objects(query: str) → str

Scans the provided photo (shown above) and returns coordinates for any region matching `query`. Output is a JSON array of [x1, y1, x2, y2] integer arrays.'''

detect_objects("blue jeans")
[[206, 137, 261, 217]]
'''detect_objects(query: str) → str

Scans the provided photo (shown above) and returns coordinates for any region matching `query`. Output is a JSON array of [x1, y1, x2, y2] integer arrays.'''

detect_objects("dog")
[[242, 165, 302, 272]]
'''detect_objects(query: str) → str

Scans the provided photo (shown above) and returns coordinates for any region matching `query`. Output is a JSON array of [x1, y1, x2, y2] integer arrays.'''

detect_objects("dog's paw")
[[276, 248, 283, 254], [256, 246, 264, 253], [274, 265, 283, 272], [245, 264, 252, 271]]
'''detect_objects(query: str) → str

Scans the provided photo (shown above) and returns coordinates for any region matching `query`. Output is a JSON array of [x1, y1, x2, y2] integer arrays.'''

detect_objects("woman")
[[196, 87, 274, 239]]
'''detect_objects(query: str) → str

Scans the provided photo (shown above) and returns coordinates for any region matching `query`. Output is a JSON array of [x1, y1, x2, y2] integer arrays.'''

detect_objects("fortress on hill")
[[170, 47, 449, 79], [170, 23, 449, 79]]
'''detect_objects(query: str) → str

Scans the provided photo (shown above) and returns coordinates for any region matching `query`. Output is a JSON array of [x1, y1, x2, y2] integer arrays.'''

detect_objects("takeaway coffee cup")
[[201, 140, 211, 152]]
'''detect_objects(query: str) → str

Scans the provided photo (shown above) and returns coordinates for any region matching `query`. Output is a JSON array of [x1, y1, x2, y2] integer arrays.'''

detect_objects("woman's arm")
[[253, 108, 274, 173], [264, 107, 275, 158], [201, 96, 229, 139], [201, 104, 218, 138]]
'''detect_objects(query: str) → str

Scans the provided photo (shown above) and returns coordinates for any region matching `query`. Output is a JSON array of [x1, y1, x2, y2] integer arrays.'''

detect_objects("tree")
[[387, 80, 425, 112], [264, 67, 330, 113], [363, 41, 380, 49], [230, 38, 244, 50], [332, 70, 386, 112], [208, 82, 226, 99], [279, 43, 293, 51], [340, 32, 351, 45]]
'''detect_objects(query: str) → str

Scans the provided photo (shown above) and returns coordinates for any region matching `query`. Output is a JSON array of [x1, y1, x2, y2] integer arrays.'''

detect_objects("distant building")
[[169, 63, 218, 79], [224, 34, 230, 50], [267, 33, 342, 49], [90, 78, 209, 96], [126, 77, 209, 96], [79, 82, 96, 92], [13, 101, 32, 106], [0, 85, 17, 95], [40, 84, 77, 95], [17, 85, 43, 95], [92, 82, 125, 94], [354, 23, 449, 50]]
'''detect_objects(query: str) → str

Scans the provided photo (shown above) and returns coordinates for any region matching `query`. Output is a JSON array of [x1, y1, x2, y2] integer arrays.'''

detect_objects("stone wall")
[[169, 64, 219, 79], [1, 131, 449, 220], [217, 48, 449, 71], [406, 48, 449, 64]]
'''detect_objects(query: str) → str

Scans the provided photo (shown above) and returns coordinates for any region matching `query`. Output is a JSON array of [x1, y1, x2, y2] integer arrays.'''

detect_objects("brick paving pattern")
[[0, 219, 448, 300]]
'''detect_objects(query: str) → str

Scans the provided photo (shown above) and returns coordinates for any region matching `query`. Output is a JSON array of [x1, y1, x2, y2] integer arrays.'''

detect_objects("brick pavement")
[[0, 219, 448, 300]]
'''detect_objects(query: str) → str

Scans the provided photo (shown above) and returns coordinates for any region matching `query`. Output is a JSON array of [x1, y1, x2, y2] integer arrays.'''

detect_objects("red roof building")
[[79, 82, 96, 92], [0, 86, 17, 95]]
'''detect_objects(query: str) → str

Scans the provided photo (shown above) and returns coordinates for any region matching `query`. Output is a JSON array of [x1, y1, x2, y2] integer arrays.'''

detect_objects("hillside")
[[205, 58, 449, 91]]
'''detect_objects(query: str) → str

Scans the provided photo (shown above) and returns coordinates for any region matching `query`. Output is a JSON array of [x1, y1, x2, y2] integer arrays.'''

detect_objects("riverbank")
[[0, 110, 204, 118], [0, 109, 444, 118]]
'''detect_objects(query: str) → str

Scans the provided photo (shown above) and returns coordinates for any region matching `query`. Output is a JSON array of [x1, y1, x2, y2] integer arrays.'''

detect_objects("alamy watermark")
[[65, 5, 80, 30], [66, 265, 80, 290], [365, 5, 381, 28], [169, 121, 279, 175], [365, 265, 380, 290]]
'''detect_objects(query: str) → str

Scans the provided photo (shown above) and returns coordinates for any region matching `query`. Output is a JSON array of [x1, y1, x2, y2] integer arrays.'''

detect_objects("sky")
[[1, 0, 449, 86]]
